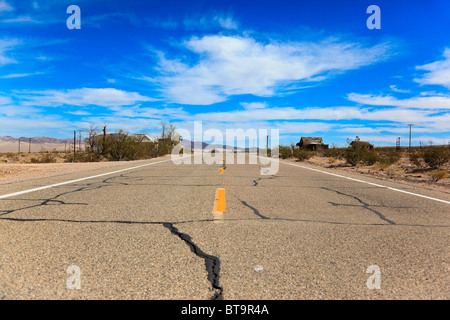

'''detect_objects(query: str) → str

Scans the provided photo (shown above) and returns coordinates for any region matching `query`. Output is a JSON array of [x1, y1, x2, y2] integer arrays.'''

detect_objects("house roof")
[[132, 134, 157, 142], [300, 137, 324, 145]]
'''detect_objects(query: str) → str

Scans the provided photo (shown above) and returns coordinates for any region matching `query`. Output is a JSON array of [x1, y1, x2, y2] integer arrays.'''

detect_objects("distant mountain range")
[[0, 136, 72, 144], [0, 136, 259, 151]]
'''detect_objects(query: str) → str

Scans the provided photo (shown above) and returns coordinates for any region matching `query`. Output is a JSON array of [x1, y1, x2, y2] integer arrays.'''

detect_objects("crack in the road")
[[240, 199, 269, 220], [1, 172, 446, 302], [252, 177, 261, 186], [0, 184, 108, 217], [0, 173, 145, 218], [0, 188, 95, 217], [321, 187, 397, 225], [101, 173, 144, 186], [162, 222, 223, 300], [1, 215, 446, 228], [252, 174, 276, 187]]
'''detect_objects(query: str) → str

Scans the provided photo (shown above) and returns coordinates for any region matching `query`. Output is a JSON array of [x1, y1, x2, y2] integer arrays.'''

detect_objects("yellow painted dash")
[[214, 188, 226, 213]]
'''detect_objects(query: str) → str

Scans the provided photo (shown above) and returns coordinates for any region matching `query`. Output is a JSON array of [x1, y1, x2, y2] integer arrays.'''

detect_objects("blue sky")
[[0, 0, 449, 146]]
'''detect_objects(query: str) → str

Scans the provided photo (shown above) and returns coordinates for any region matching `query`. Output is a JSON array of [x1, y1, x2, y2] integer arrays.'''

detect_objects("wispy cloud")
[[0, 95, 12, 105], [184, 105, 449, 125], [0, 71, 44, 78], [183, 14, 238, 30], [347, 93, 450, 109], [0, 0, 13, 12], [389, 85, 410, 93], [0, 16, 40, 23], [0, 38, 20, 66], [16, 88, 157, 108], [154, 35, 391, 105], [414, 48, 450, 89]]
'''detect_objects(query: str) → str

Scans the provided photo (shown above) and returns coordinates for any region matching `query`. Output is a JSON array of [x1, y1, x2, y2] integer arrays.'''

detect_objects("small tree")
[[158, 122, 178, 156], [85, 125, 99, 153]]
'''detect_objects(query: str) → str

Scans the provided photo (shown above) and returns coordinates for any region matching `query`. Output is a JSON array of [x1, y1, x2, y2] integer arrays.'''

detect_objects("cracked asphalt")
[[0, 155, 449, 300]]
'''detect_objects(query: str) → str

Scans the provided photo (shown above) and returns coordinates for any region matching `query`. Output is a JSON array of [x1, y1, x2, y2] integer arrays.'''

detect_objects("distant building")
[[296, 137, 329, 151], [350, 140, 374, 149], [131, 134, 158, 143]]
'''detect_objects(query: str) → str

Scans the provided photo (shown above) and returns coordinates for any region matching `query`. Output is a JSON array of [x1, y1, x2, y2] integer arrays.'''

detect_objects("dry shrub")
[[409, 150, 423, 167], [279, 145, 293, 159], [430, 170, 448, 182], [29, 152, 57, 163], [376, 148, 402, 165], [344, 147, 379, 166], [422, 146, 450, 169], [293, 149, 314, 161]]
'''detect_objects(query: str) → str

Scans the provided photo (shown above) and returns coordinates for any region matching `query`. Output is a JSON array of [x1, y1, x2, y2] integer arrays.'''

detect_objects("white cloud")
[[0, 115, 72, 137], [0, 95, 12, 105], [216, 16, 238, 30], [183, 103, 449, 126], [414, 48, 450, 89], [0, 72, 44, 78], [0, 104, 42, 117], [347, 93, 450, 109], [336, 124, 449, 135], [183, 14, 238, 31], [157, 35, 391, 105], [0, 39, 20, 66], [389, 85, 410, 93], [65, 110, 91, 116], [240, 102, 268, 110], [0, 16, 40, 23], [0, 0, 13, 12], [17, 88, 157, 108], [76, 116, 162, 135], [107, 105, 188, 119]]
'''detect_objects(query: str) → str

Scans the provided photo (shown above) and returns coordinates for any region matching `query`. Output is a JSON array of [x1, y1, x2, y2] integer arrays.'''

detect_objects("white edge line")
[[251, 155, 450, 205], [0, 157, 187, 200]]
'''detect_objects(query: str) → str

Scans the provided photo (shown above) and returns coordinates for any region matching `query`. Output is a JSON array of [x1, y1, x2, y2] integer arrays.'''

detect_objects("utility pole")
[[408, 124, 414, 149], [18, 137, 21, 153], [78, 130, 82, 152], [29, 138, 32, 153], [73, 130, 76, 162], [102, 125, 107, 155]]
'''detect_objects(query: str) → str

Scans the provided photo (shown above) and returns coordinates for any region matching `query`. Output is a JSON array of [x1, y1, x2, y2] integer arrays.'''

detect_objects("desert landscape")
[[0, 136, 76, 153], [1, 135, 449, 191], [305, 152, 450, 190]]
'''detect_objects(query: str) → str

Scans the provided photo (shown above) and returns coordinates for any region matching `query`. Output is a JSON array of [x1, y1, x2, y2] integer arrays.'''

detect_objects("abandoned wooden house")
[[296, 137, 329, 151]]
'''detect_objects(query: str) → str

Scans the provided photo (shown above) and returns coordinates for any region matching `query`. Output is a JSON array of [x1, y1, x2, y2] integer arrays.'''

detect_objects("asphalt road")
[[0, 154, 449, 300]]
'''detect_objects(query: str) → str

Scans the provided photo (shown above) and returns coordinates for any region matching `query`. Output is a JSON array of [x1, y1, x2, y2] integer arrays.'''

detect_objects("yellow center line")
[[213, 188, 226, 223]]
